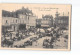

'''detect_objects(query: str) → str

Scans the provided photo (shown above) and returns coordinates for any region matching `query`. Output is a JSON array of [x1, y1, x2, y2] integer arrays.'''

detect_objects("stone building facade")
[[2, 7, 37, 32]]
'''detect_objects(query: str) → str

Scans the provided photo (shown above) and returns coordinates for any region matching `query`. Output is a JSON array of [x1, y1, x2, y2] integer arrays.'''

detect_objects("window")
[[6, 20, 8, 23], [16, 20, 17, 23]]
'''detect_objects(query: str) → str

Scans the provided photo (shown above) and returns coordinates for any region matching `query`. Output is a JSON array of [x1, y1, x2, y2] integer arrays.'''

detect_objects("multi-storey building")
[[41, 15, 53, 28], [55, 12, 69, 29], [36, 15, 54, 28], [2, 17, 19, 31], [2, 7, 37, 32]]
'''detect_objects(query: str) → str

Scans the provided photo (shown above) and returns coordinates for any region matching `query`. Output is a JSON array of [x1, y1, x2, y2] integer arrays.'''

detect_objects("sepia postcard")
[[0, 4, 71, 50]]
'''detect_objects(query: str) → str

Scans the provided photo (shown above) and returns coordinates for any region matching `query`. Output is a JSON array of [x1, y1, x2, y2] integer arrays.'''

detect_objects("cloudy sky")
[[1, 4, 71, 18]]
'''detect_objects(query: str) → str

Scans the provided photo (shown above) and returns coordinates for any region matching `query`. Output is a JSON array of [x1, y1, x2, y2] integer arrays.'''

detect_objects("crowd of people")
[[1, 26, 68, 48]]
